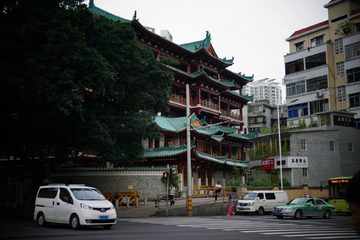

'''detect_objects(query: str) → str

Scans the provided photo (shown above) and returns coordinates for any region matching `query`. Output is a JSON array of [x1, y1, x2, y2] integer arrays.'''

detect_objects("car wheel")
[[257, 207, 265, 215], [103, 225, 112, 229], [276, 216, 284, 219], [37, 213, 46, 227], [294, 209, 303, 219], [70, 214, 81, 230], [323, 210, 332, 219]]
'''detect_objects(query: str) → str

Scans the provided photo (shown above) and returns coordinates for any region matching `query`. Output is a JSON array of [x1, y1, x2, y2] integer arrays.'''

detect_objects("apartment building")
[[242, 78, 282, 106], [284, 0, 360, 128]]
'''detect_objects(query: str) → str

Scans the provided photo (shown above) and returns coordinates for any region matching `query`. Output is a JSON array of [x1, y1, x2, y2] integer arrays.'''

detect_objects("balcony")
[[220, 109, 242, 121]]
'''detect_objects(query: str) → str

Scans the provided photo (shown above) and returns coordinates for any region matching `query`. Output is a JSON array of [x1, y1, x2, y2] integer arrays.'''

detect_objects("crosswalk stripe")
[[282, 232, 357, 237], [263, 230, 354, 235], [306, 236, 359, 239]]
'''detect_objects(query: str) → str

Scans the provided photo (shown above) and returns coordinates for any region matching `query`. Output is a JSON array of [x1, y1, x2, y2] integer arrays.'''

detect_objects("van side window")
[[38, 188, 58, 199], [265, 193, 276, 200], [257, 193, 264, 199], [60, 188, 72, 203]]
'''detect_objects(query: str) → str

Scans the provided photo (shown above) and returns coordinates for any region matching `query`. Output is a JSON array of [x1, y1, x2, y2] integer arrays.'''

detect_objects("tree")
[[0, 0, 173, 210]]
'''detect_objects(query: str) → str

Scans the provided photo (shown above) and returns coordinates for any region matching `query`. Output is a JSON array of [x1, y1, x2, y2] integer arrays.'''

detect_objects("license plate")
[[240, 207, 245, 210], [275, 212, 280, 215], [99, 216, 108, 220]]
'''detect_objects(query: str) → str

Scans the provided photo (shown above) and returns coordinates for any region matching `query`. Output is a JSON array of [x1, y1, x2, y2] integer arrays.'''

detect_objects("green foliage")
[[0, 0, 173, 168], [298, 118, 306, 129], [160, 56, 180, 67], [334, 20, 354, 36], [246, 169, 291, 188], [310, 116, 318, 128], [261, 127, 272, 134]]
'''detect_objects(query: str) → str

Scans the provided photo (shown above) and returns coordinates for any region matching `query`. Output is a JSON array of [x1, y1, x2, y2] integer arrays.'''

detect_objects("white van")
[[236, 190, 288, 215], [34, 184, 117, 229]]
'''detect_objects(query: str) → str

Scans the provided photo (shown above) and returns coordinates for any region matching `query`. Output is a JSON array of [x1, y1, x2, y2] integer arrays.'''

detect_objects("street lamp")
[[277, 99, 283, 191]]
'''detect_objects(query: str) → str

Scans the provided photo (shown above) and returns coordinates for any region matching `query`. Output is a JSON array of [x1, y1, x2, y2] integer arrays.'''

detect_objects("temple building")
[[88, 1, 257, 189]]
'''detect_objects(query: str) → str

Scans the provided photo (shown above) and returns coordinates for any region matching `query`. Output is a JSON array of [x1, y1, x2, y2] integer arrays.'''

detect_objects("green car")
[[272, 197, 336, 219]]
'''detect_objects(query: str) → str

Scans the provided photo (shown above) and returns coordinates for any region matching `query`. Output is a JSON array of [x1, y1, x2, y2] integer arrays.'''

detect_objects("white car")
[[236, 191, 288, 215], [34, 184, 117, 229]]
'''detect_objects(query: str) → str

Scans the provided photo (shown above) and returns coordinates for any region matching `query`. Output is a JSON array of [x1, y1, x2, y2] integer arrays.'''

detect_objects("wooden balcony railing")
[[221, 109, 242, 121], [169, 94, 241, 120]]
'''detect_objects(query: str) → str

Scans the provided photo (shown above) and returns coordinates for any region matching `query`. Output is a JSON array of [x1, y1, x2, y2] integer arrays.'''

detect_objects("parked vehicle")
[[34, 184, 117, 229], [272, 197, 336, 219], [236, 191, 288, 215]]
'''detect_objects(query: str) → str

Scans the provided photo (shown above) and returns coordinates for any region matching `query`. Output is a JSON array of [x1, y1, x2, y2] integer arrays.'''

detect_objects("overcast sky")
[[85, 0, 330, 89]]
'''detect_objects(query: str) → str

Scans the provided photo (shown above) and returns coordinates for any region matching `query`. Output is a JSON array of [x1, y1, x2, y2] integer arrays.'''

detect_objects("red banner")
[[261, 158, 274, 170]]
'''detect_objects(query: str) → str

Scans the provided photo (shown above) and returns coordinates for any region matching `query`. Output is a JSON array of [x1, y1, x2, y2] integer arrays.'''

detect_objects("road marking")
[[306, 236, 359, 239], [263, 230, 354, 235], [282, 232, 357, 237]]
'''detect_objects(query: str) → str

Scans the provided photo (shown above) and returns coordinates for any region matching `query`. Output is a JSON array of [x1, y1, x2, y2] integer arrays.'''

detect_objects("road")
[[1, 214, 358, 240]]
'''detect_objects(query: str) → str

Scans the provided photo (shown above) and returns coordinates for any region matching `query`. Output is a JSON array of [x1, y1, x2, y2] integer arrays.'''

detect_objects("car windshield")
[[240, 192, 257, 200], [287, 198, 307, 205], [71, 188, 106, 200]]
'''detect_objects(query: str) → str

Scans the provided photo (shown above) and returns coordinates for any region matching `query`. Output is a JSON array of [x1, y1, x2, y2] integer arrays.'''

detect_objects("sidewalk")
[[116, 196, 231, 218]]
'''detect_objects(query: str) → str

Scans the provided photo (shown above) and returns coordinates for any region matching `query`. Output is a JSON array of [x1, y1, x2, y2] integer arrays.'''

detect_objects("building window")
[[356, 22, 360, 33], [336, 62, 345, 78], [347, 67, 360, 84], [306, 76, 328, 92], [330, 141, 335, 152], [305, 52, 326, 69], [301, 139, 307, 151], [334, 38, 343, 55], [303, 168, 308, 178], [356, 119, 360, 129], [310, 99, 329, 114], [349, 93, 360, 108], [349, 143, 353, 152], [345, 41, 360, 59], [288, 104, 308, 118], [285, 59, 304, 75], [286, 80, 305, 96], [331, 14, 347, 23], [337, 85, 346, 102], [310, 35, 324, 47], [295, 41, 304, 51]]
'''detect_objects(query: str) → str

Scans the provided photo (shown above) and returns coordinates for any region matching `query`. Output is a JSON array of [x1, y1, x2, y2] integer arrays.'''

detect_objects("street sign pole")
[[186, 84, 192, 216]]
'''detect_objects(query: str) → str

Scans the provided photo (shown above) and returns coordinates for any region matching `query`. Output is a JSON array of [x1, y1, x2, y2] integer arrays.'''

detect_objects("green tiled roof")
[[165, 65, 236, 88], [211, 133, 224, 142], [144, 143, 194, 158], [88, 0, 131, 23], [195, 151, 249, 167], [155, 113, 199, 133], [228, 131, 259, 139], [226, 89, 254, 101], [237, 72, 254, 81]]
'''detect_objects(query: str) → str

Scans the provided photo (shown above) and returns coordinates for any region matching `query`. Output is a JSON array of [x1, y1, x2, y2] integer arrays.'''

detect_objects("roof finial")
[[89, 0, 94, 8], [132, 10, 137, 20]]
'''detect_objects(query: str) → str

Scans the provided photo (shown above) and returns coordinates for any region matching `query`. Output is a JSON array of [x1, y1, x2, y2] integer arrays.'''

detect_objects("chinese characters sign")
[[261, 158, 274, 170], [333, 115, 355, 127]]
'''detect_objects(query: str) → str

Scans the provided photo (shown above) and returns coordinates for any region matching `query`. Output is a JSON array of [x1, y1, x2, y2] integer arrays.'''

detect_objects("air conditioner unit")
[[316, 92, 324, 98], [259, 106, 263, 111]]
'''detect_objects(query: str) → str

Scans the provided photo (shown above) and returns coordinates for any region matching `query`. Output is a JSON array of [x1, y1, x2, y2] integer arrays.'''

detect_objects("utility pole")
[[186, 84, 192, 216]]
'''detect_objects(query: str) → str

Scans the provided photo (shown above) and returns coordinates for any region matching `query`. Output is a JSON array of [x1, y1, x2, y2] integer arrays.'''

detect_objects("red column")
[[197, 87, 201, 105], [227, 101, 230, 117], [218, 97, 221, 111], [178, 160, 182, 174], [149, 139, 153, 148], [228, 145, 231, 159]]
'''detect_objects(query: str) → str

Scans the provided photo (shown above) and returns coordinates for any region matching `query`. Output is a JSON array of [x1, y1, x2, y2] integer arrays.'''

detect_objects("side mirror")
[[256, 197, 260, 200], [305, 203, 310, 206]]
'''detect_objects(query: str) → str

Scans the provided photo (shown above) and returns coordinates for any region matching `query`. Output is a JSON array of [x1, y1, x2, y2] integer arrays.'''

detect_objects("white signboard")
[[287, 157, 308, 168], [275, 156, 309, 169]]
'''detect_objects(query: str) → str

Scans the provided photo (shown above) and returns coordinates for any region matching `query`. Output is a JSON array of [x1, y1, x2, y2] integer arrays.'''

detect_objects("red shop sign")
[[261, 158, 274, 170]]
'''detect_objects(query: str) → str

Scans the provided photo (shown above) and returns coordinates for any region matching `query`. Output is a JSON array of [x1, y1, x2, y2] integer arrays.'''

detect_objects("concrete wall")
[[52, 171, 165, 201]]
